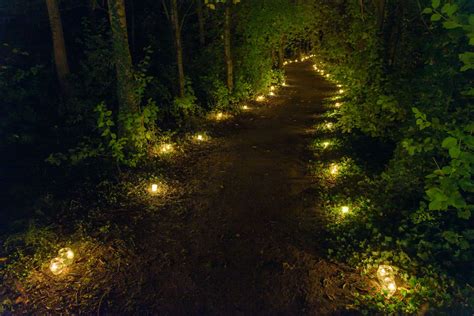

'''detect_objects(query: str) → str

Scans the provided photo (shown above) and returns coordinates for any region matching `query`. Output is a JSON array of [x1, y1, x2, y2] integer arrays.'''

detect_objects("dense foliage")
[[308, 0, 473, 312]]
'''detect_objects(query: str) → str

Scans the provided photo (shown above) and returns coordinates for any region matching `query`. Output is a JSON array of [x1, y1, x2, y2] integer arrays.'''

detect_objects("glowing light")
[[330, 163, 339, 175], [341, 206, 350, 214], [256, 95, 265, 102], [270, 85, 276, 91], [335, 102, 341, 108], [377, 265, 394, 280], [337, 84, 342, 88], [283, 61, 288, 65], [58, 247, 74, 266], [241, 105, 249, 110], [386, 280, 397, 294], [322, 141, 330, 149], [197, 134, 204, 141], [49, 257, 66, 275], [269, 91, 275, 96], [282, 80, 287, 86], [339, 89, 344, 94], [160, 143, 174, 154], [377, 265, 397, 295], [325, 74, 330, 78], [325, 122, 333, 129]]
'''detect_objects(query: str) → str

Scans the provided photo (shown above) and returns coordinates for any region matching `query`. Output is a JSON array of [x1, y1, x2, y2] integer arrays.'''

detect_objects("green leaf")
[[443, 21, 461, 29], [449, 146, 461, 158], [432, 0, 440, 9], [442, 137, 457, 149], [431, 13, 442, 22], [422, 8, 433, 14]]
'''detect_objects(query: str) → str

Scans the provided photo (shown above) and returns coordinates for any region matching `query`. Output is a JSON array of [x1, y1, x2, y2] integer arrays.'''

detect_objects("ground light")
[[241, 105, 249, 110], [149, 182, 166, 195], [341, 206, 350, 214], [269, 91, 275, 96], [335, 102, 341, 108], [330, 163, 339, 175], [270, 85, 276, 91], [339, 89, 344, 94], [49, 247, 75, 275], [325, 122, 334, 129], [193, 133, 208, 142], [322, 141, 331, 149], [159, 143, 174, 154], [256, 95, 265, 102], [49, 258, 66, 275], [377, 265, 397, 295], [58, 247, 74, 265]]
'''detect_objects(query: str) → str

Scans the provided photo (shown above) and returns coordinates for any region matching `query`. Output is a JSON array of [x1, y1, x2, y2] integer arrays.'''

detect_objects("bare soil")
[[129, 61, 365, 314]]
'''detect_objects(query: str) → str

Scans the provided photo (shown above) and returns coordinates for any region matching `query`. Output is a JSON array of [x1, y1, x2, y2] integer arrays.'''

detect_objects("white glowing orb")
[[341, 206, 350, 214], [330, 164, 338, 175], [49, 257, 66, 275], [242, 105, 249, 110], [335, 102, 341, 108], [256, 95, 265, 102], [151, 183, 159, 192], [386, 280, 397, 293], [196, 134, 204, 141], [58, 247, 74, 266], [270, 85, 276, 91], [377, 265, 394, 280], [326, 122, 333, 129], [269, 91, 275, 96], [339, 89, 345, 94], [322, 141, 330, 148], [160, 143, 173, 154]]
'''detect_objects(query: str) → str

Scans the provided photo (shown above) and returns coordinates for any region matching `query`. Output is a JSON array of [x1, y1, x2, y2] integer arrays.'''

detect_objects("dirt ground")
[[125, 61, 366, 314], [3, 61, 369, 315]]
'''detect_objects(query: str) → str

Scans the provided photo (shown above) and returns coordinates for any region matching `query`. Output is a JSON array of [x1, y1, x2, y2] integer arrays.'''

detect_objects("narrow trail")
[[134, 61, 364, 314]]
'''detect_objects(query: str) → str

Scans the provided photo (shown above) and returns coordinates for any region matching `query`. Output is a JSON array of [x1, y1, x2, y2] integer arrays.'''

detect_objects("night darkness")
[[0, 0, 473, 314]]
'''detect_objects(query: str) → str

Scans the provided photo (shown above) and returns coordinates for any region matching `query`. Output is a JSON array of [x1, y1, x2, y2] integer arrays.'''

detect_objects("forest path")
[[137, 61, 363, 314]]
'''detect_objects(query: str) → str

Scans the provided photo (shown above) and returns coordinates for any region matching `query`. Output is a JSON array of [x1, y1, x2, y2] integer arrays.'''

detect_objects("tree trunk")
[[373, 0, 386, 32], [224, 4, 233, 93], [171, 0, 185, 97], [196, 0, 205, 46], [278, 40, 285, 68], [45, 0, 70, 94], [107, 0, 138, 117]]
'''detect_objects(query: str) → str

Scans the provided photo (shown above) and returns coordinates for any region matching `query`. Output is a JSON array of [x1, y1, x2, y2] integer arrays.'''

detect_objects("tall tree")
[[45, 0, 70, 93], [171, 0, 185, 97], [162, 0, 186, 97], [196, 0, 206, 46], [223, 2, 233, 93], [107, 0, 138, 118]]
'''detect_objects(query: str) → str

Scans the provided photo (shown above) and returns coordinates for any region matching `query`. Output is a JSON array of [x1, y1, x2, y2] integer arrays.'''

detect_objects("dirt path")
[[127, 61, 364, 314]]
